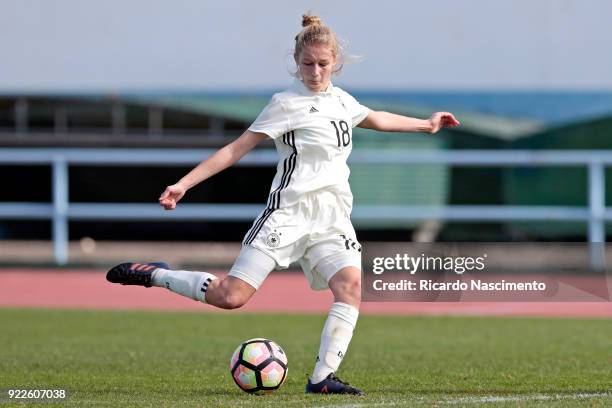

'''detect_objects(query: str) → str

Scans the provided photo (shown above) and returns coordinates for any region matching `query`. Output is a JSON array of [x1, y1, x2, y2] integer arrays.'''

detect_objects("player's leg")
[[306, 264, 363, 395], [204, 205, 301, 308], [106, 245, 276, 309], [205, 246, 276, 309], [301, 238, 364, 395], [328, 265, 361, 307], [301, 191, 364, 394]]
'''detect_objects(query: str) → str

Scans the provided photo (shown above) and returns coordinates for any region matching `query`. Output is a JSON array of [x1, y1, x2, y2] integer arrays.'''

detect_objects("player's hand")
[[159, 184, 186, 210], [428, 112, 460, 134]]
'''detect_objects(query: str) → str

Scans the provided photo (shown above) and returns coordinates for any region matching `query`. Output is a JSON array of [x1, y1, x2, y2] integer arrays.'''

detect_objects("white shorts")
[[229, 190, 362, 290]]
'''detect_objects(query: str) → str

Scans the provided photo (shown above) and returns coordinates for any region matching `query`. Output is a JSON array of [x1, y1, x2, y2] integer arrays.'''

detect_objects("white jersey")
[[248, 79, 370, 212]]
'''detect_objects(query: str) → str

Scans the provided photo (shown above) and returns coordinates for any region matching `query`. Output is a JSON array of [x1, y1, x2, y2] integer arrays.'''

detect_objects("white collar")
[[291, 79, 334, 96]]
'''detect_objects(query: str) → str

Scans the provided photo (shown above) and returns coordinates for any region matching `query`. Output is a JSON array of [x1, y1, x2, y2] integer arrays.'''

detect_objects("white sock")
[[151, 268, 217, 303], [311, 302, 359, 384]]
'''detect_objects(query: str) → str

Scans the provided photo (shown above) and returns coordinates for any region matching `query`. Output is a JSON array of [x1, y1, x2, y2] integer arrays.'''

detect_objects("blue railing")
[[0, 148, 609, 266]]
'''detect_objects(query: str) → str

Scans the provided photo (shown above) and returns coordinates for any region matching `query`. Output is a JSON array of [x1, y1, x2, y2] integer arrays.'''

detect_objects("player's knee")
[[209, 276, 255, 309], [218, 292, 248, 310], [332, 275, 361, 304], [347, 277, 362, 302]]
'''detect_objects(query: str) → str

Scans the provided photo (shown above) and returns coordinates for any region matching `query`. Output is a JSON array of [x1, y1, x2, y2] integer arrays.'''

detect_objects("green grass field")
[[0, 308, 610, 407]]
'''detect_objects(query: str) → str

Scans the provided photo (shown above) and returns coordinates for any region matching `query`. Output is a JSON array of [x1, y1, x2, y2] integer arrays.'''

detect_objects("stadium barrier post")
[[588, 160, 606, 271], [52, 156, 69, 265]]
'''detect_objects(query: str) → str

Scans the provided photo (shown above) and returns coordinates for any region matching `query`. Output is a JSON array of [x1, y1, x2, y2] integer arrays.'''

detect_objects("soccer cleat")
[[305, 373, 364, 396], [106, 262, 169, 287]]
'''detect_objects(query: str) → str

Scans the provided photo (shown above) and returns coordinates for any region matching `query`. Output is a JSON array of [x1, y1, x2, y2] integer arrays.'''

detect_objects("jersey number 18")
[[330, 120, 350, 147]]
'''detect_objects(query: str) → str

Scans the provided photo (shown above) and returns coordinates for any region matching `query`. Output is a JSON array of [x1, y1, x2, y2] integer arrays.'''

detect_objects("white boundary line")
[[318, 392, 611, 408], [441, 391, 611, 405]]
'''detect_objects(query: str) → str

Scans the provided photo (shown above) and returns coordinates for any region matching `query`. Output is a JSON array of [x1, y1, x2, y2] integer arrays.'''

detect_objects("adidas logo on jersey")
[[308, 106, 319, 113]]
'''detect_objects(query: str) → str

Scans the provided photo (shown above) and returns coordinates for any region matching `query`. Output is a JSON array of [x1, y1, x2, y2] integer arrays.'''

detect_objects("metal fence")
[[0, 148, 610, 266]]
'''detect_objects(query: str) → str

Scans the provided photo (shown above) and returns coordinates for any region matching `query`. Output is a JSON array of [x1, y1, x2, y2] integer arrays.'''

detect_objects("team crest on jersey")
[[266, 232, 280, 248]]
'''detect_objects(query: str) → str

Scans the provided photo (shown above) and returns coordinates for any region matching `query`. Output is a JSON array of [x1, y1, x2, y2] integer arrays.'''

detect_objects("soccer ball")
[[229, 338, 288, 394]]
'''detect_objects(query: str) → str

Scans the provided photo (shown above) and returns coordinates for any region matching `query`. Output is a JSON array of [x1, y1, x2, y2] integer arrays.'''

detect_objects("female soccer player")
[[107, 14, 459, 395]]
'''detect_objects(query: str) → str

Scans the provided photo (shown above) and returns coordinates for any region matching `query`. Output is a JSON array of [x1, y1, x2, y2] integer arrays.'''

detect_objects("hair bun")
[[302, 14, 322, 28]]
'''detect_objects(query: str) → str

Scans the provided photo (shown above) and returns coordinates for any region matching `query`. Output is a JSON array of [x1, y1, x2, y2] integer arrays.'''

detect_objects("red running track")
[[1, 270, 611, 317]]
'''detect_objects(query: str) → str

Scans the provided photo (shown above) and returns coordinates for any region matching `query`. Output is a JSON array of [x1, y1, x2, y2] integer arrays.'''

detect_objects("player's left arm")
[[357, 110, 460, 134]]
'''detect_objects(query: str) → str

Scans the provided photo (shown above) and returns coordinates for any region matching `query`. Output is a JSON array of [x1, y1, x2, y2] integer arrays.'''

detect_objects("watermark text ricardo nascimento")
[[369, 253, 547, 293]]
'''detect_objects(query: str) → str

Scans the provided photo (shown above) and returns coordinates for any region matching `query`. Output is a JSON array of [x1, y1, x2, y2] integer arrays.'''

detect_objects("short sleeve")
[[248, 95, 290, 140], [340, 90, 370, 127]]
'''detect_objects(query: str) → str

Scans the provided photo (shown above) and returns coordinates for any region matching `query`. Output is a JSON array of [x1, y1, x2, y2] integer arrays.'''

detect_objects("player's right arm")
[[159, 130, 268, 210]]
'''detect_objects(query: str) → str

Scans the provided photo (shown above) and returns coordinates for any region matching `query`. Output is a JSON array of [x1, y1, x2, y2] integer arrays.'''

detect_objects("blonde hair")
[[293, 14, 343, 74]]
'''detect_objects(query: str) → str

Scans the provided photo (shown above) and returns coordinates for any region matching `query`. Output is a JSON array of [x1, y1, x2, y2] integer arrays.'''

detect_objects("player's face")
[[296, 43, 336, 92]]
